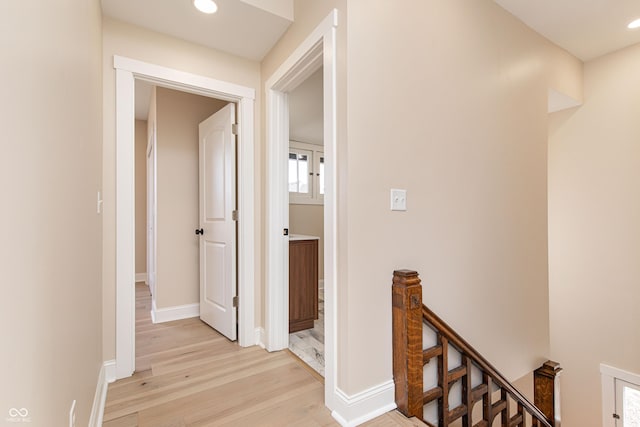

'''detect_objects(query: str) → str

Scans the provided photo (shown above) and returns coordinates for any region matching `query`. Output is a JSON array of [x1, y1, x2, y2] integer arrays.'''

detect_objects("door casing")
[[146, 123, 156, 298], [264, 9, 338, 411], [114, 56, 255, 379]]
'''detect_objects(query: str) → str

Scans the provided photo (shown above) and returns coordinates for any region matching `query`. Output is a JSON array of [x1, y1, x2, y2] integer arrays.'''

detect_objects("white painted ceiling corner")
[[494, 0, 640, 61], [239, 0, 293, 21], [101, 0, 293, 61]]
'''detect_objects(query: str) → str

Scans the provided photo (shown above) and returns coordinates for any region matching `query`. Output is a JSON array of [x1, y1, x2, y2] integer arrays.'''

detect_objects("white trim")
[[330, 381, 397, 427], [135, 273, 147, 283], [151, 301, 200, 323], [255, 327, 266, 349], [600, 363, 640, 427], [264, 7, 341, 416], [115, 67, 136, 379], [88, 360, 116, 427], [114, 56, 257, 380], [548, 88, 581, 113], [114, 56, 255, 100], [601, 363, 640, 385], [237, 96, 256, 348], [104, 359, 116, 383]]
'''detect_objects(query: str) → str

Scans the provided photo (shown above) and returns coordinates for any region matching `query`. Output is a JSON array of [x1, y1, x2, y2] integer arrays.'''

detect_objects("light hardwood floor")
[[103, 283, 424, 427]]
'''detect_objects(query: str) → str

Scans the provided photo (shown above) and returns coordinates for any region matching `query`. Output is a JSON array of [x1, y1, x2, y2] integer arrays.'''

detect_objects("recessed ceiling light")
[[628, 18, 640, 29], [193, 0, 218, 14]]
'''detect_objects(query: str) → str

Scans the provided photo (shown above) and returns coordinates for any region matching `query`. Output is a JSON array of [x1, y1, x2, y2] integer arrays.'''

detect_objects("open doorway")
[[114, 56, 256, 379], [286, 68, 325, 376], [133, 83, 238, 371], [264, 8, 338, 409]]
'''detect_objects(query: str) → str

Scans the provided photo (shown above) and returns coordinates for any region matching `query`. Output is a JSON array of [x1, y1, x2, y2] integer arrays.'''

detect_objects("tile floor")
[[288, 286, 325, 377]]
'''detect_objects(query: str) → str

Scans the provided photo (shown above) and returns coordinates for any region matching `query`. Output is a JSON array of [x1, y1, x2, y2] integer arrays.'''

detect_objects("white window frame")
[[288, 146, 313, 201], [289, 140, 324, 205]]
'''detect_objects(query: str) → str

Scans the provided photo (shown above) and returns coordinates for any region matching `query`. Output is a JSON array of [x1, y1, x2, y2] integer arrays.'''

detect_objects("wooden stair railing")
[[392, 270, 562, 427]]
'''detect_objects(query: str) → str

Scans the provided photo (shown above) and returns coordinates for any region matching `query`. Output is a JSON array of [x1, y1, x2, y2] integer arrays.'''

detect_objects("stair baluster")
[[392, 270, 561, 427]]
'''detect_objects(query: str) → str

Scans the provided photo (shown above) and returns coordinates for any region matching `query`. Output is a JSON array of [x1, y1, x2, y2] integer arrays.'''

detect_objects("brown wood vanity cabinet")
[[289, 238, 318, 333]]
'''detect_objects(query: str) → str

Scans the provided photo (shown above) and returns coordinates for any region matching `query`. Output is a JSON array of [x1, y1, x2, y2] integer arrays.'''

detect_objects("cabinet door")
[[289, 240, 318, 333]]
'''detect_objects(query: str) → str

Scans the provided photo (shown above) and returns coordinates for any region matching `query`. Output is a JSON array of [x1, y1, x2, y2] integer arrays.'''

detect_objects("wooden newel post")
[[534, 360, 562, 427], [392, 270, 423, 420]]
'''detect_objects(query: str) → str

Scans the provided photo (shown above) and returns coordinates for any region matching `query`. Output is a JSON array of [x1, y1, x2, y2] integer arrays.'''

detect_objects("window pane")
[[298, 154, 309, 193], [319, 157, 325, 195], [624, 385, 640, 426], [288, 156, 298, 192]]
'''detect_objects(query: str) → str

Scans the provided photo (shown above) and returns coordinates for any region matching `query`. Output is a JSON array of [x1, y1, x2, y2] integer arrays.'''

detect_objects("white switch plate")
[[97, 191, 103, 214], [390, 189, 407, 211]]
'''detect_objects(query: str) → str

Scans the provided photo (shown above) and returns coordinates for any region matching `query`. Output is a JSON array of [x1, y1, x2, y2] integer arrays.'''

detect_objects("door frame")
[[601, 363, 640, 427], [264, 10, 338, 409], [114, 56, 256, 379], [145, 122, 156, 298]]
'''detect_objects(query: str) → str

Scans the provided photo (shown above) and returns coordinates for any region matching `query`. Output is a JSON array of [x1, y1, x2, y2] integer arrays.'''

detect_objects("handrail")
[[392, 269, 562, 427], [422, 304, 551, 427]]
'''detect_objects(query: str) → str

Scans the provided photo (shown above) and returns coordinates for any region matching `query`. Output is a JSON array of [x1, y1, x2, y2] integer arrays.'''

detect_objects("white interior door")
[[198, 103, 237, 340], [146, 126, 157, 297], [616, 378, 640, 426]]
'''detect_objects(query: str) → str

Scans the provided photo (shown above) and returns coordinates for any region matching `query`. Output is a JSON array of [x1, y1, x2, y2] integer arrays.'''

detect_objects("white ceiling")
[[104, 0, 640, 65], [494, 0, 640, 61], [101, 0, 292, 61], [289, 68, 323, 146], [119, 1, 640, 120]]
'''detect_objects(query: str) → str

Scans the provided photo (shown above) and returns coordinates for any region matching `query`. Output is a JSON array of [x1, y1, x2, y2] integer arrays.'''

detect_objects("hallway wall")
[[135, 119, 147, 277], [155, 87, 227, 309], [0, 1, 103, 425], [549, 42, 640, 426], [264, 0, 582, 401], [339, 0, 583, 394]]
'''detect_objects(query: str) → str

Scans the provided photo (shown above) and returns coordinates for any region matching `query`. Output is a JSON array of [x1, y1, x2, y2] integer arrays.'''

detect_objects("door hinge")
[[233, 296, 239, 307], [231, 124, 238, 135], [232, 210, 239, 221], [613, 413, 620, 420]]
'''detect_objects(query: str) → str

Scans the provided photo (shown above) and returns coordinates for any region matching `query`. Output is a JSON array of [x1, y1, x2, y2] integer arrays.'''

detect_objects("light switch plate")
[[390, 189, 407, 211]]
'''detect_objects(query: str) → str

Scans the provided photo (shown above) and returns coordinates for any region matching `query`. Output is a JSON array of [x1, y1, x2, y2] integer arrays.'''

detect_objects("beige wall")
[[547, 46, 583, 103], [102, 17, 262, 359], [0, 1, 103, 425], [289, 205, 324, 280], [262, 0, 583, 397], [135, 120, 147, 276], [549, 42, 640, 426], [339, 0, 583, 395], [155, 87, 227, 308]]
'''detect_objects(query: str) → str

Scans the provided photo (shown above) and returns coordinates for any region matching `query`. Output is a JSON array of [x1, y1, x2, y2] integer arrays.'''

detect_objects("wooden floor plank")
[[102, 413, 139, 427], [103, 283, 422, 426]]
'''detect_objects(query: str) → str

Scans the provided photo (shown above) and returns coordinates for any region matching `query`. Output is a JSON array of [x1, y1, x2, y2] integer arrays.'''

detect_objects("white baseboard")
[[330, 380, 396, 427], [135, 273, 147, 283], [255, 327, 266, 348], [151, 300, 199, 324], [89, 360, 116, 427]]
